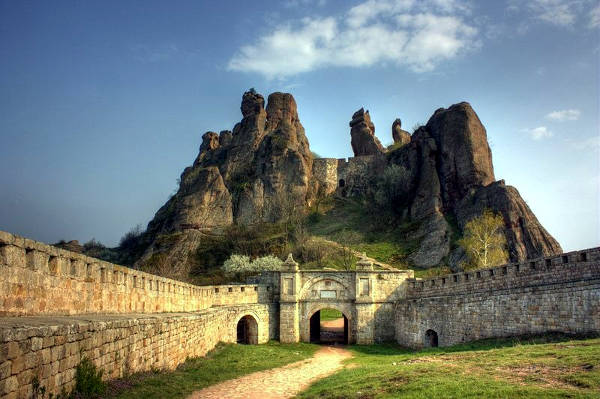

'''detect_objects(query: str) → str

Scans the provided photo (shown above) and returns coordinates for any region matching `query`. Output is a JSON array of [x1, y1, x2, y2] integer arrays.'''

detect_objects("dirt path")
[[187, 346, 352, 399]]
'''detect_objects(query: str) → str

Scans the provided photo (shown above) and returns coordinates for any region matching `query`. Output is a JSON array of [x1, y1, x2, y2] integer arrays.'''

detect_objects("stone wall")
[[312, 158, 338, 196], [0, 304, 275, 398], [396, 248, 600, 347], [0, 231, 272, 316]]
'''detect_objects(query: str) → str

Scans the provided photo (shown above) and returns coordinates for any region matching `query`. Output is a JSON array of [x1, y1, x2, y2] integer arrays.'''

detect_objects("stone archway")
[[237, 315, 258, 344], [309, 308, 349, 345], [425, 329, 438, 347], [305, 304, 353, 344]]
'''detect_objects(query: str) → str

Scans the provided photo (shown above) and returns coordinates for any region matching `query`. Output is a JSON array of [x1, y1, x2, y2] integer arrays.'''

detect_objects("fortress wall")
[[0, 304, 275, 398], [0, 231, 272, 316], [312, 158, 339, 195], [395, 248, 600, 347]]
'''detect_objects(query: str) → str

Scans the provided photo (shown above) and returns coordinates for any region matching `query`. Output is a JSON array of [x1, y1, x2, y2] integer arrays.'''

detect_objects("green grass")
[[298, 335, 600, 399], [320, 308, 343, 321], [307, 197, 421, 270], [107, 341, 318, 399]]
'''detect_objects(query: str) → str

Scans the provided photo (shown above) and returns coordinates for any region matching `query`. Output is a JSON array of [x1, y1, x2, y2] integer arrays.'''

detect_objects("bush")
[[251, 255, 283, 271], [73, 357, 105, 398], [372, 164, 411, 217], [222, 255, 251, 274], [222, 254, 283, 275]]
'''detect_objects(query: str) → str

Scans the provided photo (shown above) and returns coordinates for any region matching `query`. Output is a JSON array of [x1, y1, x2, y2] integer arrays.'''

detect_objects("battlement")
[[0, 230, 272, 316], [406, 247, 600, 299]]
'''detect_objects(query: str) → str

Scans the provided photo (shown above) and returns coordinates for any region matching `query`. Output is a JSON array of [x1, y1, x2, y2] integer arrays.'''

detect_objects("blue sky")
[[0, 0, 598, 252]]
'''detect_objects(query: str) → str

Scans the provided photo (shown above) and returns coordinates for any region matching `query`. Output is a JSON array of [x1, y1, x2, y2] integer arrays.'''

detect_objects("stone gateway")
[[0, 230, 598, 397]]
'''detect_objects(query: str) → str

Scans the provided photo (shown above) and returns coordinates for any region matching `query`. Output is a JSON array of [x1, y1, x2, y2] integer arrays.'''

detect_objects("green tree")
[[459, 209, 508, 270]]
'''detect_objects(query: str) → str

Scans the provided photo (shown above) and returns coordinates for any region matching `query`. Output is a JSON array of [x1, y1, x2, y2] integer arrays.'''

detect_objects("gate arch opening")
[[425, 329, 438, 347], [309, 308, 349, 345], [236, 315, 258, 344]]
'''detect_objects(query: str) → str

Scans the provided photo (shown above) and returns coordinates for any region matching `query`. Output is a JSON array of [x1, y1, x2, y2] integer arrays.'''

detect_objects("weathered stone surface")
[[392, 118, 411, 146], [425, 102, 495, 209], [137, 90, 314, 271], [350, 108, 384, 156], [455, 180, 563, 262]]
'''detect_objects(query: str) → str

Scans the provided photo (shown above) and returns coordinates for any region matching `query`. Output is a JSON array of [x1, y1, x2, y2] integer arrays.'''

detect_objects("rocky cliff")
[[135, 91, 314, 272], [133, 91, 561, 275], [386, 102, 561, 267]]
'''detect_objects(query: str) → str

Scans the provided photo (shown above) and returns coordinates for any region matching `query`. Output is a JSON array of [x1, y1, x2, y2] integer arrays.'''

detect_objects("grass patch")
[[320, 308, 343, 321], [298, 335, 600, 399], [306, 197, 420, 269], [107, 341, 318, 399]]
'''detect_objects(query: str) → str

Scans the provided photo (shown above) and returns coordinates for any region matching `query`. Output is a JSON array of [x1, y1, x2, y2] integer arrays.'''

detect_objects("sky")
[[0, 0, 598, 252]]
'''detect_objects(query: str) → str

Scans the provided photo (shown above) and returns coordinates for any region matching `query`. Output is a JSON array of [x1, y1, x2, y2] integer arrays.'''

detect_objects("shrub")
[[222, 255, 251, 274], [251, 255, 283, 271], [73, 357, 105, 398]]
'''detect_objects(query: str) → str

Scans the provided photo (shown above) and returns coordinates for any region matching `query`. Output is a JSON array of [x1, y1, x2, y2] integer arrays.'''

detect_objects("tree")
[[458, 209, 508, 270]]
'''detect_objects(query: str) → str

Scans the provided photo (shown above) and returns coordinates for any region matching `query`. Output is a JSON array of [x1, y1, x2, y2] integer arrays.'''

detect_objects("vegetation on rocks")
[[459, 209, 508, 270]]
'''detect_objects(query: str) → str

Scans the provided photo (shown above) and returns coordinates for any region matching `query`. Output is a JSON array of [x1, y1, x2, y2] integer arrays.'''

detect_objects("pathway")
[[187, 345, 352, 399]]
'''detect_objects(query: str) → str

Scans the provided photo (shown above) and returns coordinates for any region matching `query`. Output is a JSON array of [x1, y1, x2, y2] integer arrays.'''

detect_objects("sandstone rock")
[[137, 90, 314, 271], [219, 130, 232, 147], [425, 102, 495, 209], [392, 119, 411, 146], [241, 90, 264, 118], [350, 108, 384, 156], [455, 180, 562, 262]]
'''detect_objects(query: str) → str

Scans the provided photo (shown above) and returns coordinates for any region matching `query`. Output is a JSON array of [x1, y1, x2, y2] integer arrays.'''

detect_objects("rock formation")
[[388, 102, 561, 267], [132, 91, 561, 274], [135, 90, 314, 272], [350, 108, 385, 156], [392, 119, 411, 146]]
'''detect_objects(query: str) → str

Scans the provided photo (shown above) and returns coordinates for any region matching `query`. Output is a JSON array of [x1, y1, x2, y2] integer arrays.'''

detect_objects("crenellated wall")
[[0, 227, 598, 397], [0, 231, 272, 316], [396, 248, 600, 348], [0, 230, 278, 398]]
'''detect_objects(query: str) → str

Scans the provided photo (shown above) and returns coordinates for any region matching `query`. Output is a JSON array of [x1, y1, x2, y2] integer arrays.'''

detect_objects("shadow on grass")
[[350, 332, 600, 357]]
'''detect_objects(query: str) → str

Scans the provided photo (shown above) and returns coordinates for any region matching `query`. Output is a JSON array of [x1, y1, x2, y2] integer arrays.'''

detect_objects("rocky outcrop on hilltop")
[[131, 91, 561, 276], [387, 102, 561, 267], [392, 119, 411, 146], [350, 108, 385, 156], [135, 90, 314, 272]]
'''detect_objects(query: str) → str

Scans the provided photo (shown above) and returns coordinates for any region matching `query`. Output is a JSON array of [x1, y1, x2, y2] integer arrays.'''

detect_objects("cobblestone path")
[[187, 345, 352, 399]]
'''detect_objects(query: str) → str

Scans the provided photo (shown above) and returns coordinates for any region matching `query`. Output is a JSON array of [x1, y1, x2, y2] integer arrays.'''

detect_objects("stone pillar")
[[355, 254, 375, 344], [279, 254, 301, 343]]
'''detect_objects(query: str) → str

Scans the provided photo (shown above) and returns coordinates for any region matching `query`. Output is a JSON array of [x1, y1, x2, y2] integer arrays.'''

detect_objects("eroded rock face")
[[392, 119, 411, 146], [350, 108, 385, 156], [455, 180, 563, 262], [389, 103, 561, 268], [135, 94, 561, 275], [425, 102, 495, 209], [136, 90, 314, 273]]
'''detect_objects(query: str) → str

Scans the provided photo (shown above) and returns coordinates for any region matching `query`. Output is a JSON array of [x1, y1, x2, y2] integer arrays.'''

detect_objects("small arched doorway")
[[339, 179, 345, 188], [425, 329, 438, 347], [236, 315, 258, 344], [309, 308, 349, 345]]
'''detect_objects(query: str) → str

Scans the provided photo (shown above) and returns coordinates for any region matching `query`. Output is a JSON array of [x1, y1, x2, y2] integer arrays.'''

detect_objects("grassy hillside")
[[300, 335, 600, 399]]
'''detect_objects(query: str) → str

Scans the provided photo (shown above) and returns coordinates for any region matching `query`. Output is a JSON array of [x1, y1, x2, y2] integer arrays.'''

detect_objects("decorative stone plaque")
[[320, 290, 337, 299]]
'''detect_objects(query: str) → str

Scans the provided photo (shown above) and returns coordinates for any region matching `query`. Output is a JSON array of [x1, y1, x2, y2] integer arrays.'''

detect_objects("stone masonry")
[[0, 229, 599, 398]]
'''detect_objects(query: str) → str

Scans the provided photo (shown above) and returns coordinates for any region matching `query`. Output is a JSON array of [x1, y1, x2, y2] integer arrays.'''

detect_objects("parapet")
[[0, 230, 274, 316], [405, 247, 600, 299]]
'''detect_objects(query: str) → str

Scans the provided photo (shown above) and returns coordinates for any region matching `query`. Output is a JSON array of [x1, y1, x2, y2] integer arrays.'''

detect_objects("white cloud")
[[228, 0, 478, 79], [567, 136, 600, 150], [524, 126, 553, 140], [590, 3, 600, 28], [509, 0, 598, 28], [546, 109, 581, 121]]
